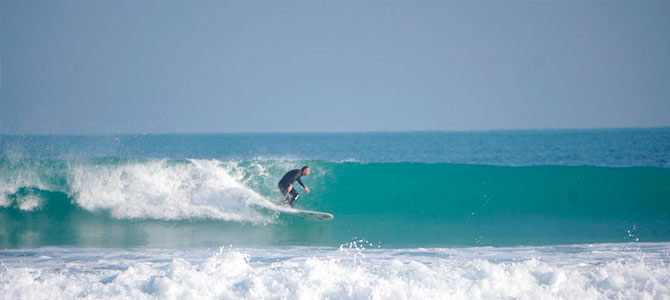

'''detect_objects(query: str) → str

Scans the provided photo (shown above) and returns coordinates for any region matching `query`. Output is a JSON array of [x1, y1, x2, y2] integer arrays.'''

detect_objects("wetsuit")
[[278, 169, 305, 206]]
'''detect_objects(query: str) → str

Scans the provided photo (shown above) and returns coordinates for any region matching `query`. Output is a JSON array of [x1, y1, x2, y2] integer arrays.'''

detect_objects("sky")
[[1, 0, 669, 134]]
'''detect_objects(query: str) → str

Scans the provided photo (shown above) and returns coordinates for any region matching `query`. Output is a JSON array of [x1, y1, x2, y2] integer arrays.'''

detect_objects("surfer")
[[278, 166, 311, 207]]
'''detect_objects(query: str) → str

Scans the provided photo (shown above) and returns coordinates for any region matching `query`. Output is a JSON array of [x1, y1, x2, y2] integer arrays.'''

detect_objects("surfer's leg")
[[279, 184, 291, 204], [288, 190, 299, 207]]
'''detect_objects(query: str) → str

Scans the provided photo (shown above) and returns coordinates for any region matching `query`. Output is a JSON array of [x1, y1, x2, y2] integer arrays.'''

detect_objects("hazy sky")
[[2, 0, 669, 134]]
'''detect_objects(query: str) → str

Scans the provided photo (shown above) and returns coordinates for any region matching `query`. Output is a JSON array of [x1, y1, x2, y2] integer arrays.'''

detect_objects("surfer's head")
[[301, 166, 310, 176]]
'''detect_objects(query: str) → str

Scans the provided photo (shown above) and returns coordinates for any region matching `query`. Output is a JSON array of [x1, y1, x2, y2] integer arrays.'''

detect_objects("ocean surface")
[[1, 128, 669, 299]]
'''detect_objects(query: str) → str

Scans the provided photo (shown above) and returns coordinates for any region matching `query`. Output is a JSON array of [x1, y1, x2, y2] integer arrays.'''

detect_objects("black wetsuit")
[[278, 169, 305, 205]]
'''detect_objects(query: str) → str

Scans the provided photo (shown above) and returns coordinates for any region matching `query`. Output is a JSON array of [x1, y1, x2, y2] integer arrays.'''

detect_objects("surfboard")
[[273, 203, 334, 221], [281, 208, 334, 221]]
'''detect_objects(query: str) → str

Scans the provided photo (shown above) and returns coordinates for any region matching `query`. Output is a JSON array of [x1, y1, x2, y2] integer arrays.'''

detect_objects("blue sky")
[[2, 0, 669, 134]]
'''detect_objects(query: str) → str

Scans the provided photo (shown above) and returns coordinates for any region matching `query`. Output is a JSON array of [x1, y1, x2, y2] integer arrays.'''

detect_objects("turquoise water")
[[1, 128, 669, 248], [2, 128, 670, 299]]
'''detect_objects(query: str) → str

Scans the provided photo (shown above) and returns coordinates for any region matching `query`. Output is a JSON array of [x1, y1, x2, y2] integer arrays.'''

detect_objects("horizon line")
[[1, 125, 669, 137]]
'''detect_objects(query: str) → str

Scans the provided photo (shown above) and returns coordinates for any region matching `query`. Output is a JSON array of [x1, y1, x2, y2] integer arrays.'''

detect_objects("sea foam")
[[1, 244, 669, 300], [67, 159, 273, 223]]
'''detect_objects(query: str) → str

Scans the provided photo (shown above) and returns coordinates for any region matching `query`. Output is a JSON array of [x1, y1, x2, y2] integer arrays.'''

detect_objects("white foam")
[[0, 161, 57, 209], [0, 194, 10, 207], [67, 159, 273, 223], [16, 194, 43, 211], [1, 244, 669, 300]]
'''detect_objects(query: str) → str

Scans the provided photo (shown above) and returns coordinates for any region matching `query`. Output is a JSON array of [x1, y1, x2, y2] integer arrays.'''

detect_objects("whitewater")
[[1, 129, 669, 299], [2, 243, 669, 300]]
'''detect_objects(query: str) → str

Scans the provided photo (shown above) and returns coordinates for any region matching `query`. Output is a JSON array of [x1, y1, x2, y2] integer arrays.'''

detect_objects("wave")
[[1, 158, 669, 248]]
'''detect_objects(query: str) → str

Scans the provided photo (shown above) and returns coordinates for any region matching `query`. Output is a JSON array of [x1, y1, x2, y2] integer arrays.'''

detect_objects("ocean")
[[1, 128, 669, 299]]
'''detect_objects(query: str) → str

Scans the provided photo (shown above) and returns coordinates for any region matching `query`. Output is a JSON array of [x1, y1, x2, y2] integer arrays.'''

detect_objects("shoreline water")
[[2, 242, 669, 299]]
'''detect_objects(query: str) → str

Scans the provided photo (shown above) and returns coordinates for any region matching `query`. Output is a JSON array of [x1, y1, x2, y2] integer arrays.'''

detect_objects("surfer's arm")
[[296, 177, 306, 188], [297, 177, 310, 193]]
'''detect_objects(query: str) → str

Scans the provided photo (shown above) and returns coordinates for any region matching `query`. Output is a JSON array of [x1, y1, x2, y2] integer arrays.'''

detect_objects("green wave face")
[[308, 162, 670, 246], [1, 159, 669, 248]]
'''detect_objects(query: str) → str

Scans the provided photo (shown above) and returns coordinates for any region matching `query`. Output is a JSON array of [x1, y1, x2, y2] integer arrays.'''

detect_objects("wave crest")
[[1, 159, 275, 223]]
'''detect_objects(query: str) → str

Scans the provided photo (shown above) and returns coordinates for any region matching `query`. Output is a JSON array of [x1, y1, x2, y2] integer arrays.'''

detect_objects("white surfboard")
[[281, 208, 334, 221], [272, 203, 334, 221]]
